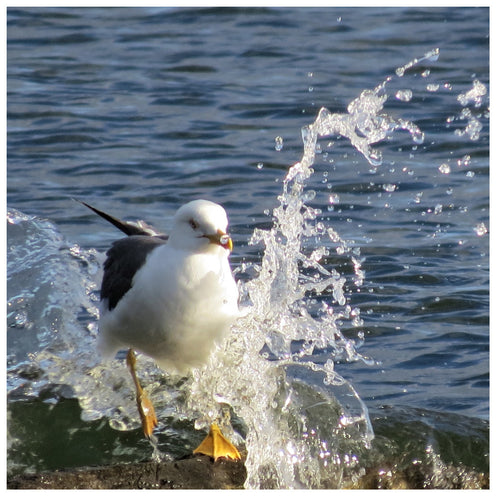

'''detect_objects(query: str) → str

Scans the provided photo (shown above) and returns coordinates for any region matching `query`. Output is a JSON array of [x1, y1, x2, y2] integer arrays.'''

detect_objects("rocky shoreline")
[[8, 454, 488, 490], [7, 454, 247, 490]]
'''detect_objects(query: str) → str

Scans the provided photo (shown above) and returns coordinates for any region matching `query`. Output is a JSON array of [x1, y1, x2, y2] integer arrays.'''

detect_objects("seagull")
[[81, 199, 241, 460]]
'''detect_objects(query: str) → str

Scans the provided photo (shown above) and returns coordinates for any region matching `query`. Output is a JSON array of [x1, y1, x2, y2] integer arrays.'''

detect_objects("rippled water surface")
[[7, 7, 489, 488]]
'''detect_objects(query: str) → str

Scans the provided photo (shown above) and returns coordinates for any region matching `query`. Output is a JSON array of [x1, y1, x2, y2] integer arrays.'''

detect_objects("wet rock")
[[346, 463, 489, 489], [7, 455, 247, 489], [8, 455, 488, 489]]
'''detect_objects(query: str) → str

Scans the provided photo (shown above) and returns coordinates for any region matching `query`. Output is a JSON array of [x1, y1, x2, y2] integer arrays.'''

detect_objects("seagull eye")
[[189, 219, 199, 230]]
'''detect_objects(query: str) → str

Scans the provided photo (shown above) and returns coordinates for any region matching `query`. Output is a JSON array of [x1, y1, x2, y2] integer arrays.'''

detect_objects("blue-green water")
[[7, 7, 489, 487]]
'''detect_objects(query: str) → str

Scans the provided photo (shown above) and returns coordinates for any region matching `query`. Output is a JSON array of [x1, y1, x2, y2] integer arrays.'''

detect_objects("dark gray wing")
[[80, 200, 170, 310], [101, 235, 166, 311]]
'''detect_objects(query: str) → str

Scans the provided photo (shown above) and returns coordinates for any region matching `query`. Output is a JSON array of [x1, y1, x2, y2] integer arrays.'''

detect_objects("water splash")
[[457, 79, 487, 108], [8, 47, 487, 487], [394, 47, 440, 78], [7, 209, 100, 397], [6, 209, 153, 440], [185, 50, 442, 488], [454, 79, 487, 141]]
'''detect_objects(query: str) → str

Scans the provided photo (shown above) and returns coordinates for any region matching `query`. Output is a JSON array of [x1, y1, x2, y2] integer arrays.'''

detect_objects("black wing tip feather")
[[76, 198, 166, 238]]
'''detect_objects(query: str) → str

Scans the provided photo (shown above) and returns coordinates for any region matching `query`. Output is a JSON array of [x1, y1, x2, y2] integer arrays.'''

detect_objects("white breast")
[[99, 243, 239, 373]]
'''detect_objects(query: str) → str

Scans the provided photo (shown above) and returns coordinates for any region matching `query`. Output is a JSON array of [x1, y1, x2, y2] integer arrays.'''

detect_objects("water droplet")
[[426, 83, 440, 92], [412, 130, 424, 145], [383, 183, 396, 193], [395, 89, 413, 101], [434, 204, 443, 215], [328, 193, 340, 205], [457, 154, 471, 167], [368, 149, 383, 167], [257, 162, 264, 170], [274, 136, 284, 151], [474, 222, 488, 236], [395, 66, 405, 77], [438, 163, 451, 174], [413, 192, 423, 204]]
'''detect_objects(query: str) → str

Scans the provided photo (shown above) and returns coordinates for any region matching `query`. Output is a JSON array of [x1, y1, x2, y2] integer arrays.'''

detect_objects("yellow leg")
[[193, 423, 241, 461], [126, 349, 158, 438]]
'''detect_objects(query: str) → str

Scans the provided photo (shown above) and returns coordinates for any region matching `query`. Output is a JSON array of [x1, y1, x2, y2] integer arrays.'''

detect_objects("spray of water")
[[184, 49, 440, 488], [11, 47, 484, 488]]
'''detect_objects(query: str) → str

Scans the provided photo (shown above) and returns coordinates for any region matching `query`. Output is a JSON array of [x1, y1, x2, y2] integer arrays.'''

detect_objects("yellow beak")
[[206, 229, 233, 252]]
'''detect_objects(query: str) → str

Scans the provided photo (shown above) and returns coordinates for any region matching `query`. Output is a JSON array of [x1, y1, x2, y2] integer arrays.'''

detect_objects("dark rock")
[[7, 454, 489, 489], [345, 463, 489, 489], [7, 455, 247, 489]]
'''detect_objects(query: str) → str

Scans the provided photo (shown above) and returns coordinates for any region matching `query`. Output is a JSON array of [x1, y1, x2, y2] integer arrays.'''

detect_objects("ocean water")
[[7, 7, 489, 488]]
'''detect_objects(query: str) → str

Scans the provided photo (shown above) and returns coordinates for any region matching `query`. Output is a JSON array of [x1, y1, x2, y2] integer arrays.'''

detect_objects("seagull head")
[[170, 200, 233, 253]]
